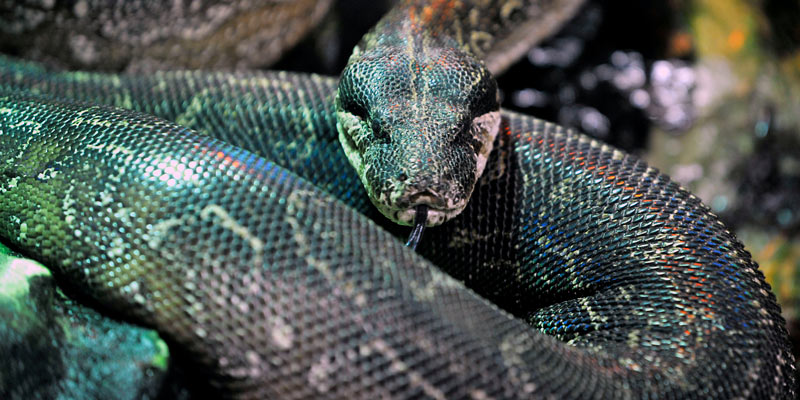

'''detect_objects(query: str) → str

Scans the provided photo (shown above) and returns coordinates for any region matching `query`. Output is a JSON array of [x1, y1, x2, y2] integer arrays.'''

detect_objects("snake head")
[[335, 41, 500, 227]]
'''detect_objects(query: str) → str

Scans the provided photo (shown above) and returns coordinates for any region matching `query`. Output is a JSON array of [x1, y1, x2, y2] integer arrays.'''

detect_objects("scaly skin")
[[0, 57, 796, 398]]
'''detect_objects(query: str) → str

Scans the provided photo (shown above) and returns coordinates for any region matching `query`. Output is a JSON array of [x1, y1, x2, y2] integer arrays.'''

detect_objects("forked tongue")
[[405, 205, 428, 250]]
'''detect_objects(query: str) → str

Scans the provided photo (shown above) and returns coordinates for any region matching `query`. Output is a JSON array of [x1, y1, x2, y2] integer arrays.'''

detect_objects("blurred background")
[[276, 0, 800, 365]]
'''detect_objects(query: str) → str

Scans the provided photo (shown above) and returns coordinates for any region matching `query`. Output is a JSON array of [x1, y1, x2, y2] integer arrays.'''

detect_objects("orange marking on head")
[[422, 6, 434, 23], [434, 0, 456, 21]]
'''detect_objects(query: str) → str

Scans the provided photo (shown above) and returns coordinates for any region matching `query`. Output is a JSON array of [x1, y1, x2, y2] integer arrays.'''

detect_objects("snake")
[[0, 0, 796, 398]]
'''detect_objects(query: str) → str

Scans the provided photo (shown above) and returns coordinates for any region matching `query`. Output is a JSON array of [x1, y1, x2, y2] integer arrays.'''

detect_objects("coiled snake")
[[0, 0, 796, 398]]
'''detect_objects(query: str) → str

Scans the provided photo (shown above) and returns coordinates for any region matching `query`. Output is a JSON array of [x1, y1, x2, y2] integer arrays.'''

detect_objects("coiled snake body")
[[0, 0, 796, 398]]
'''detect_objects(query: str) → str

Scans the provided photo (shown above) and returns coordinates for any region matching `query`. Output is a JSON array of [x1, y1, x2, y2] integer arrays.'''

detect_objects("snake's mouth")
[[395, 207, 447, 227], [390, 194, 466, 227]]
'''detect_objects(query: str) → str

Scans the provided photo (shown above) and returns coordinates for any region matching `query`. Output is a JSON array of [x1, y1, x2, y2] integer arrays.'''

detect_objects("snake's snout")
[[392, 188, 459, 227], [404, 189, 446, 209]]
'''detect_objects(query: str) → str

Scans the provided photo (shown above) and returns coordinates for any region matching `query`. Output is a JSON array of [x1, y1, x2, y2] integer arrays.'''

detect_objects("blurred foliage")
[[644, 0, 800, 364]]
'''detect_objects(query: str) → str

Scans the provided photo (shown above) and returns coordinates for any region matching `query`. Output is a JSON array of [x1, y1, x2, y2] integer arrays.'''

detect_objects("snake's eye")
[[371, 115, 389, 140], [471, 78, 500, 117]]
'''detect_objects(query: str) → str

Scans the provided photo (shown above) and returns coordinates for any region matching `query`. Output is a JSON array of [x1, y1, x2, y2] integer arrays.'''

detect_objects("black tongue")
[[405, 205, 428, 251]]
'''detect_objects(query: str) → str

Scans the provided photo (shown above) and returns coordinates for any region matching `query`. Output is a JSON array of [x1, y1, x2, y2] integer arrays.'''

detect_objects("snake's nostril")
[[397, 172, 408, 182]]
